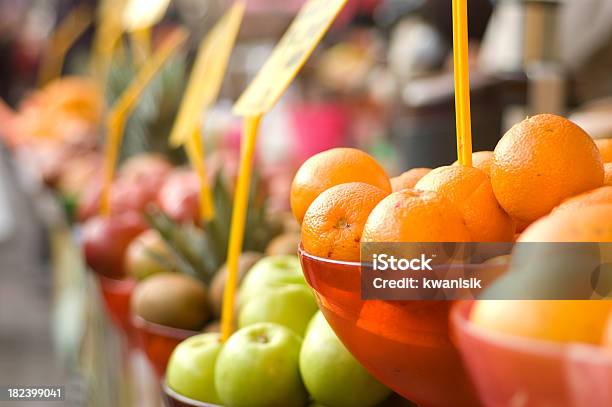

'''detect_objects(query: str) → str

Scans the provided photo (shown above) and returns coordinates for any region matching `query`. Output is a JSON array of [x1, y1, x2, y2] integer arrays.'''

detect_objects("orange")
[[596, 138, 612, 163], [555, 186, 612, 212], [291, 148, 391, 223], [515, 220, 531, 233], [471, 300, 612, 344], [604, 313, 612, 347], [301, 182, 388, 261], [390, 168, 431, 192], [519, 204, 612, 242], [491, 114, 604, 223], [453, 151, 494, 176], [415, 166, 515, 242], [605, 163, 612, 186], [362, 189, 471, 242]]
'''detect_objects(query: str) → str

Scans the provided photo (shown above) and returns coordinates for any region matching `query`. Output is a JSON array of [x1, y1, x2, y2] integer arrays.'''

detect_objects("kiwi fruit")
[[265, 232, 301, 256], [131, 272, 209, 330], [202, 320, 221, 333], [125, 229, 175, 281], [208, 251, 263, 318]]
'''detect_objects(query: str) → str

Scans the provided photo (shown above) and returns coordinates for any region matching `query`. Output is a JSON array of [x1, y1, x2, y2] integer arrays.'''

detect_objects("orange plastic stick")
[[220, 115, 262, 341], [452, 0, 473, 166]]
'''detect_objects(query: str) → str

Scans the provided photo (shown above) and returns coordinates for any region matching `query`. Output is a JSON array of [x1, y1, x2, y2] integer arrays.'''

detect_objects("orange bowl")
[[132, 315, 198, 377], [162, 382, 221, 407], [95, 274, 137, 335], [451, 301, 612, 407], [298, 247, 481, 407]]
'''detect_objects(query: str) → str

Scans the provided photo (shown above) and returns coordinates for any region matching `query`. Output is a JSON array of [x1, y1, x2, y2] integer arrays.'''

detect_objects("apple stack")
[[165, 255, 397, 407]]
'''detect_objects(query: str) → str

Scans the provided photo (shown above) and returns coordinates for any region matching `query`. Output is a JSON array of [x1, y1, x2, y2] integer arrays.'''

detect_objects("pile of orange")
[[291, 114, 611, 264], [291, 114, 612, 346]]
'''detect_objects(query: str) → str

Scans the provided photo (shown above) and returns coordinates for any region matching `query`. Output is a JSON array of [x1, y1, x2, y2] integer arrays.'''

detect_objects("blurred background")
[[1, 0, 612, 405]]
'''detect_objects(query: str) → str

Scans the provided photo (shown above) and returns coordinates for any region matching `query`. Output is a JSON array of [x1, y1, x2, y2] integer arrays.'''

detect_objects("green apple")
[[166, 333, 222, 404], [238, 284, 318, 336], [239, 255, 305, 306], [300, 312, 392, 407], [215, 322, 308, 407]]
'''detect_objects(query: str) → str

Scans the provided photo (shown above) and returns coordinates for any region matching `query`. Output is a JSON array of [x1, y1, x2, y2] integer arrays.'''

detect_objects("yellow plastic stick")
[[169, 2, 245, 147], [38, 5, 93, 87], [90, 0, 128, 87], [221, 0, 348, 342], [221, 115, 262, 341], [100, 29, 187, 216], [130, 27, 152, 66], [234, 0, 348, 116], [185, 126, 215, 222], [168, 3, 244, 223], [452, 0, 473, 166]]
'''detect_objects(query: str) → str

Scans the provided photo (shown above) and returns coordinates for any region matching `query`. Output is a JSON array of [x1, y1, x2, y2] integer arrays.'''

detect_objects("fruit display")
[[4, 2, 612, 407], [166, 313, 396, 407], [291, 114, 612, 406]]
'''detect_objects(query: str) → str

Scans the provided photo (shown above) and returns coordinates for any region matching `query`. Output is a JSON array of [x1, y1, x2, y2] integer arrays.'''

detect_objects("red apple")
[[82, 211, 148, 279], [77, 170, 168, 221], [77, 154, 172, 221], [157, 169, 201, 223], [118, 153, 173, 184]]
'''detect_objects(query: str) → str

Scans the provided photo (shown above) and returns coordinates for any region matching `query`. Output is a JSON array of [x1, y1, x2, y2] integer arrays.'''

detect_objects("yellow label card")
[[233, 0, 347, 116], [169, 2, 245, 147], [123, 0, 171, 32], [100, 29, 188, 215]]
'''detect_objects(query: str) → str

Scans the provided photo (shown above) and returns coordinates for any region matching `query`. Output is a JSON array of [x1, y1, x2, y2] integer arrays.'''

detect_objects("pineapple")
[[105, 52, 188, 165], [146, 171, 283, 285]]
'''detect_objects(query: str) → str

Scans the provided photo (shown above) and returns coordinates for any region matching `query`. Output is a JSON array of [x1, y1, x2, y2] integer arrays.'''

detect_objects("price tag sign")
[[100, 29, 188, 215], [233, 0, 347, 116], [123, 0, 171, 32], [221, 0, 348, 341], [169, 3, 244, 221], [169, 2, 245, 147]]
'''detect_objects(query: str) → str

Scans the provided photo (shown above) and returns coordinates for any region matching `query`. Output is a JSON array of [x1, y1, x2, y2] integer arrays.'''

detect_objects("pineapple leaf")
[[145, 168, 283, 283]]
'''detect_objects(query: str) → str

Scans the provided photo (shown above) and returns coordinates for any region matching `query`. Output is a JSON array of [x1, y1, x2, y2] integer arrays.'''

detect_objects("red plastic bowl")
[[95, 274, 137, 335], [132, 315, 199, 377], [298, 248, 484, 407], [451, 301, 612, 407], [162, 383, 221, 407]]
